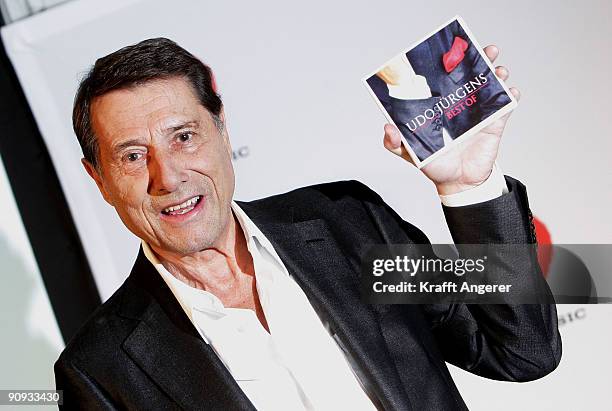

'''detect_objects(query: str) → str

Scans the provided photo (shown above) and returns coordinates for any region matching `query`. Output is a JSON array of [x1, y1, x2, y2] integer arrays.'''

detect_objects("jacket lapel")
[[119, 248, 256, 410], [116, 199, 414, 410], [238, 202, 413, 410]]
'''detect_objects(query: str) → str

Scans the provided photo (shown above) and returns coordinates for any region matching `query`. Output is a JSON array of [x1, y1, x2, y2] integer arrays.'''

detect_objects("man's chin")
[[158, 238, 214, 256], [150, 208, 230, 256], [157, 227, 226, 254]]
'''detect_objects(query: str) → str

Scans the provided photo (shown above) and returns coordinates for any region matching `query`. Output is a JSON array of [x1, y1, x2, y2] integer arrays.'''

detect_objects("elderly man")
[[55, 38, 561, 410]]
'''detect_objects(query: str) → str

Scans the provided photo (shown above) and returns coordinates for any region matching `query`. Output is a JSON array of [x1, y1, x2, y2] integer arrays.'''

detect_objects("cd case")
[[363, 16, 517, 168]]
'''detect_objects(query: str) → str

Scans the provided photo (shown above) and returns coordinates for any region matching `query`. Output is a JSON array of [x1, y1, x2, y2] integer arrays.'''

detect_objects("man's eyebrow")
[[111, 138, 148, 155], [163, 121, 200, 133], [110, 121, 200, 154]]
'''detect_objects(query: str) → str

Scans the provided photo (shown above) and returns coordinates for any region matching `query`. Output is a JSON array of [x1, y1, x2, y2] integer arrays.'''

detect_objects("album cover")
[[363, 16, 517, 168]]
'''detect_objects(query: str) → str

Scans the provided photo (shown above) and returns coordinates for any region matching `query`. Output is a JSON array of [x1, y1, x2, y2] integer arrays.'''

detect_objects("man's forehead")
[[91, 78, 203, 142]]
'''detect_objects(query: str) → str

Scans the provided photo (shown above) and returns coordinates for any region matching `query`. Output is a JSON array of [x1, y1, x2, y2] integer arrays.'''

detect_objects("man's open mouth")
[[161, 195, 203, 216]]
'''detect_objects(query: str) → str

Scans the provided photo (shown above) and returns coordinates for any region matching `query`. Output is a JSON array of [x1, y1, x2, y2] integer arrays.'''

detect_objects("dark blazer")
[[55, 177, 562, 410]]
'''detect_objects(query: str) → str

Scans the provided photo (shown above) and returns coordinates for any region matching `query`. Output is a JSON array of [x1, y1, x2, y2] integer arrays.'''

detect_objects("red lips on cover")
[[443, 36, 469, 73]]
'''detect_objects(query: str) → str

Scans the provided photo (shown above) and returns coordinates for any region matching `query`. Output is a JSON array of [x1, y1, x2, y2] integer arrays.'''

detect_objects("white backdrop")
[[0, 158, 63, 404], [2, 0, 611, 408]]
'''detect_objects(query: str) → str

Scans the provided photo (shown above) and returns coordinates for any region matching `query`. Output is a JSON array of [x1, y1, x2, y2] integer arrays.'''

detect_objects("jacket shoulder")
[[239, 179, 430, 246], [55, 278, 137, 371], [245, 179, 383, 210]]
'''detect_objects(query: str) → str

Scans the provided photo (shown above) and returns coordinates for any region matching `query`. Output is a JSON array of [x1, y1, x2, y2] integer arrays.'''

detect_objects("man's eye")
[[177, 132, 193, 143], [125, 153, 143, 162]]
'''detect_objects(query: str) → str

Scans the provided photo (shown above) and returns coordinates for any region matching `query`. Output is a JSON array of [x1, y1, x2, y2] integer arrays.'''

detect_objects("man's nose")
[[147, 150, 188, 195]]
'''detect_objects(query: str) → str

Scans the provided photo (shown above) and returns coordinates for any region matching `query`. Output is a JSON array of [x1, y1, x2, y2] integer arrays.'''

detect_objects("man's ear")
[[81, 158, 114, 206]]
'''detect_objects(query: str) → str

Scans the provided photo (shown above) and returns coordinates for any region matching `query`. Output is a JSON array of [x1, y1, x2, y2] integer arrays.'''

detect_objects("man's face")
[[84, 76, 235, 255]]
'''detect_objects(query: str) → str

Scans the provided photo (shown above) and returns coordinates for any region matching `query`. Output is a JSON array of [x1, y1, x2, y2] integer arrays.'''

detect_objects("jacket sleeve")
[[357, 176, 562, 382], [55, 354, 118, 410]]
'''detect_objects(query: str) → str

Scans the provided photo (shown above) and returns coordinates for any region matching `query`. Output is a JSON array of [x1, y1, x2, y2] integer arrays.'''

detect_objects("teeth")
[[163, 196, 200, 214]]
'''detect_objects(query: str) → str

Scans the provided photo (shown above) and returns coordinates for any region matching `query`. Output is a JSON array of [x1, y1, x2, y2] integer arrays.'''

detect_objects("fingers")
[[509, 87, 521, 102], [486, 44, 508, 81], [488, 47, 519, 102], [495, 66, 509, 81], [383, 124, 402, 153], [484, 45, 499, 63], [493, 65, 521, 102], [383, 124, 415, 164], [487, 46, 514, 91]]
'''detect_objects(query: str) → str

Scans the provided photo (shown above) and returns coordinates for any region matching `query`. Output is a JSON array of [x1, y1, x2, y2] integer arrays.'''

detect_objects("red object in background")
[[210, 69, 218, 93], [533, 216, 553, 276], [442, 36, 469, 73]]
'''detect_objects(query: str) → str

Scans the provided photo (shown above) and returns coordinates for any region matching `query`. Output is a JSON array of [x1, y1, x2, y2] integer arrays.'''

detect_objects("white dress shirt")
[[143, 202, 377, 410], [141, 173, 506, 410]]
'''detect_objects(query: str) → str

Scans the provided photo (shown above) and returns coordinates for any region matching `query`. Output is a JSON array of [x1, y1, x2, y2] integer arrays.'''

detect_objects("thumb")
[[383, 124, 415, 164]]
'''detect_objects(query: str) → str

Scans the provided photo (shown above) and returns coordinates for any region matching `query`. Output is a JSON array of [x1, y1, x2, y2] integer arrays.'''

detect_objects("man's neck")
[[149, 211, 255, 304]]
